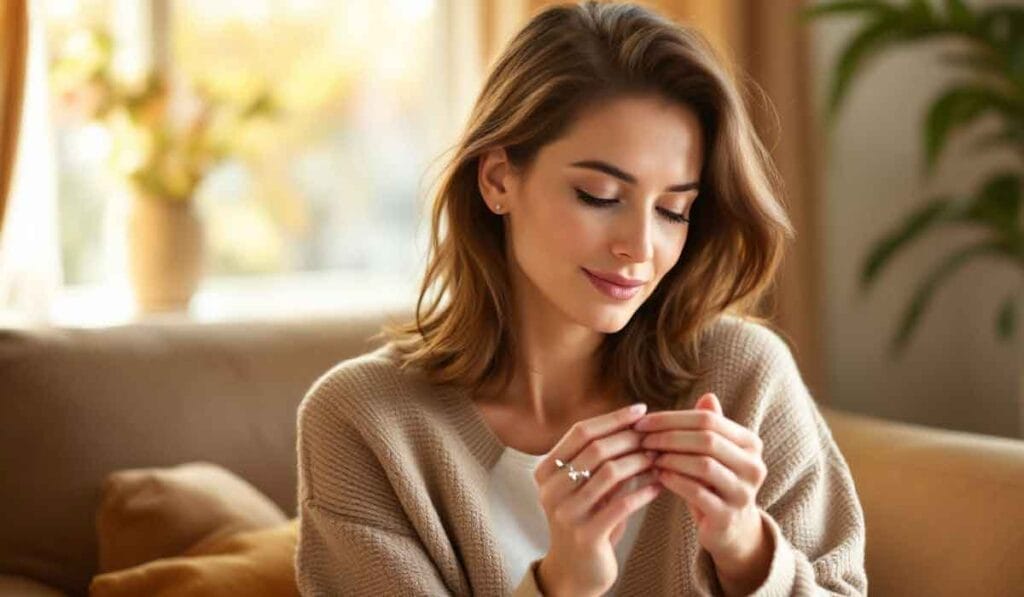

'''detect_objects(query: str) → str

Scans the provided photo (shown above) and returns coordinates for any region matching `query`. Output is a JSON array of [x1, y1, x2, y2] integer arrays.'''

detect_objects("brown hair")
[[377, 0, 794, 409]]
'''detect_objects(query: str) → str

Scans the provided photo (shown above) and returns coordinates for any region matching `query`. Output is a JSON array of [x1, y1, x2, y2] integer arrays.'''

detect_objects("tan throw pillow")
[[96, 462, 287, 573], [89, 519, 299, 597]]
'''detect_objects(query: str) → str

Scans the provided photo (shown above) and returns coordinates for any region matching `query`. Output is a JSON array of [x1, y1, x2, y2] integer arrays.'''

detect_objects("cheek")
[[650, 227, 687, 280], [543, 196, 604, 257]]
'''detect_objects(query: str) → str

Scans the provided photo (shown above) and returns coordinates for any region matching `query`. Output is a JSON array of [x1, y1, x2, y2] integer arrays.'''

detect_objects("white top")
[[486, 445, 655, 594]]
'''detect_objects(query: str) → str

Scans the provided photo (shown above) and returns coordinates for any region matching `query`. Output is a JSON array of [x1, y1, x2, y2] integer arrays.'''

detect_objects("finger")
[[543, 428, 648, 504], [586, 478, 663, 541], [610, 519, 627, 546], [556, 452, 656, 521], [633, 410, 762, 453], [658, 470, 727, 520], [642, 429, 763, 483], [655, 453, 750, 506], [537, 402, 648, 484]]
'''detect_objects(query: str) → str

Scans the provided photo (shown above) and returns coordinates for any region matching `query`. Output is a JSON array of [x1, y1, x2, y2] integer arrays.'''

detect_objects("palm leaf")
[[977, 6, 1024, 81], [891, 240, 1008, 354], [970, 122, 1024, 156], [962, 172, 1021, 236], [799, 1, 897, 21], [827, 14, 903, 122], [924, 84, 1016, 172], [860, 197, 957, 292], [939, 48, 1003, 73], [943, 0, 973, 30]]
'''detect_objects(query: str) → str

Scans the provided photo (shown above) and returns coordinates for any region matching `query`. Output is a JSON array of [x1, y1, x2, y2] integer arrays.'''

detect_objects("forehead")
[[543, 93, 705, 180]]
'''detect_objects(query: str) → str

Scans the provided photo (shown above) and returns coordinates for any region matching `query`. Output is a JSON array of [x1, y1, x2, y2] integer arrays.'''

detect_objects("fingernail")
[[630, 402, 647, 414]]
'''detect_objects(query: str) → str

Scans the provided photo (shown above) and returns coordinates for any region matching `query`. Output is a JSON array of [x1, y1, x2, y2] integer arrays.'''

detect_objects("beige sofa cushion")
[[90, 519, 298, 597], [822, 406, 1024, 596]]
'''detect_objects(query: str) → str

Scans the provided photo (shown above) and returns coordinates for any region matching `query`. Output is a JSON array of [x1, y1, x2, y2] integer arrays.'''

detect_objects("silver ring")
[[555, 458, 591, 484]]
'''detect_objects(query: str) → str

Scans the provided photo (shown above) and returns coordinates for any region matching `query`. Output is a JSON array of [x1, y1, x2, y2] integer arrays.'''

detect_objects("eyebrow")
[[569, 159, 699, 193]]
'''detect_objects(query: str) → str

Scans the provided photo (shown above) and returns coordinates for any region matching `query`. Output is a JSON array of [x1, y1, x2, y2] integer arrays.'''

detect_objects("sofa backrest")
[[0, 311, 407, 594]]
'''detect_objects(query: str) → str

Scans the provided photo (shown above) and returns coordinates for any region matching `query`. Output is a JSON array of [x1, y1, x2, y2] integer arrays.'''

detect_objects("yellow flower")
[[108, 109, 154, 175]]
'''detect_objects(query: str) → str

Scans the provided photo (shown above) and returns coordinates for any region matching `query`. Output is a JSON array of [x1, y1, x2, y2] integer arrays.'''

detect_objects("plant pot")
[[127, 193, 204, 313]]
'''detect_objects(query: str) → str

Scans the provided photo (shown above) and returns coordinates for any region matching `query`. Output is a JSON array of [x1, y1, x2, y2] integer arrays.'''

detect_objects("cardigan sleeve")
[[297, 499, 451, 595], [297, 501, 546, 596], [294, 370, 456, 596], [705, 331, 868, 596], [295, 367, 545, 597]]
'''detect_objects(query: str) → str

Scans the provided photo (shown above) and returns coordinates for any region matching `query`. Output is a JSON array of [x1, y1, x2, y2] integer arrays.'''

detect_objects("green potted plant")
[[50, 26, 280, 313], [802, 0, 1023, 355]]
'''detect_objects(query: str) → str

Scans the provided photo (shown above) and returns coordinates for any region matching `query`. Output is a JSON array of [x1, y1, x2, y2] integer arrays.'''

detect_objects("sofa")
[[1, 310, 1022, 595]]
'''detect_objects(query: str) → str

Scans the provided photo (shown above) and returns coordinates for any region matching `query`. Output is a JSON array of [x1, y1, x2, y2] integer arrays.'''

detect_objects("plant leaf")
[[799, 0, 897, 22], [963, 172, 1021, 236], [906, 0, 937, 28], [860, 197, 957, 292], [996, 293, 1017, 340], [977, 6, 1024, 81], [944, 0, 974, 30], [891, 240, 1007, 355], [924, 84, 1012, 172], [939, 48, 1003, 73], [971, 121, 1024, 158], [828, 14, 903, 121]]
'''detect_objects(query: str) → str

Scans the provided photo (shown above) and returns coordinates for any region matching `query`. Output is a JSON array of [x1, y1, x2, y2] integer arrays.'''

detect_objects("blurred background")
[[1, 0, 1021, 439]]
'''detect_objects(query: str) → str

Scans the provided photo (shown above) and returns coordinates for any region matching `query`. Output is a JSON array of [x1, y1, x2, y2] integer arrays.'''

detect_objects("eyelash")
[[574, 189, 690, 224]]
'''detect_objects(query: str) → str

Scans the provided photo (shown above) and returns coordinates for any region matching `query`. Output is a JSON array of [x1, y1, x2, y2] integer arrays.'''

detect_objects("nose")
[[612, 207, 655, 263]]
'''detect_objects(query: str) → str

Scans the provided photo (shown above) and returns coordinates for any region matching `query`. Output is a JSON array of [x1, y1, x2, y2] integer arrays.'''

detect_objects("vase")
[[127, 192, 204, 314]]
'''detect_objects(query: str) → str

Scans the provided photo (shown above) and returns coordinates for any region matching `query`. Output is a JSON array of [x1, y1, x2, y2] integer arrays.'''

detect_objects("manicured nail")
[[630, 402, 647, 414]]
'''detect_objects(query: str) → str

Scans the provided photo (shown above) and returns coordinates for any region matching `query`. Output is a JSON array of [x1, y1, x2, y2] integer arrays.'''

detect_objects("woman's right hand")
[[534, 402, 663, 597]]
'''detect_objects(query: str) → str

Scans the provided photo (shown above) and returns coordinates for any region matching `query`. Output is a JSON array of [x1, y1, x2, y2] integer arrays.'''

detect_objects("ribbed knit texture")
[[295, 314, 868, 596]]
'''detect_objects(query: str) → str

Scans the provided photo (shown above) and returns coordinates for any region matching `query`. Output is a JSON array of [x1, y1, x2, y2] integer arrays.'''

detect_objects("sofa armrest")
[[820, 406, 1024, 596]]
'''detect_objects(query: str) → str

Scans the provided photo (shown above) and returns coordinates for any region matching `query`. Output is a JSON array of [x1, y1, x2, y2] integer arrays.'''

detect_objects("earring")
[[494, 203, 503, 213]]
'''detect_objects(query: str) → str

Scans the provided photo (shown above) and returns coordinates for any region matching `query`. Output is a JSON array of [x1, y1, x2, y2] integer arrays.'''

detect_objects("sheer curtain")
[[0, 0, 61, 326]]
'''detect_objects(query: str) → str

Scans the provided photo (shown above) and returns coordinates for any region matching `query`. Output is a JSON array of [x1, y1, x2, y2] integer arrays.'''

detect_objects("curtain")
[[0, 0, 28, 241], [0, 0, 61, 325], [500, 0, 828, 402]]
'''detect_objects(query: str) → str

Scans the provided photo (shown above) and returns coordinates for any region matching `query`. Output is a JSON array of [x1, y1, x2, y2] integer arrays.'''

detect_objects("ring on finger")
[[555, 458, 591, 484]]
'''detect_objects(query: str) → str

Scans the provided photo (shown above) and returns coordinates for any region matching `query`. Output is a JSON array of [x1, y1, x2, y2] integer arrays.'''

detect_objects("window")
[[36, 0, 482, 325]]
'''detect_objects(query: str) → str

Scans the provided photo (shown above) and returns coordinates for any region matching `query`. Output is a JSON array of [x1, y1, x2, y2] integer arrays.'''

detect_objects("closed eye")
[[574, 188, 690, 225]]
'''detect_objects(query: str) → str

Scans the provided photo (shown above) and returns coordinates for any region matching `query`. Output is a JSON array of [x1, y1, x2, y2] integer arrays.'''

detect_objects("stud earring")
[[494, 203, 503, 213]]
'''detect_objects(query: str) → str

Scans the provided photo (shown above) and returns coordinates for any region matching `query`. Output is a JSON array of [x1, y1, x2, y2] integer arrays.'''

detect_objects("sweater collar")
[[375, 342, 507, 469], [440, 381, 507, 470]]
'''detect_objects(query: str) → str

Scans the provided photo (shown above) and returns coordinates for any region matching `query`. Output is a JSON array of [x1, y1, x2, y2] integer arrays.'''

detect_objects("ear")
[[478, 147, 515, 214]]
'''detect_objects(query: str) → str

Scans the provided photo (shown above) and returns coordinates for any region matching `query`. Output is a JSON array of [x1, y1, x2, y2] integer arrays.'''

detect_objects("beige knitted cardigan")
[[295, 315, 867, 595]]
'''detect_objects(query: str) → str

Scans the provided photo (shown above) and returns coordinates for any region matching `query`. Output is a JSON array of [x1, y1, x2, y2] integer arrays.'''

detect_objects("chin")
[[571, 302, 638, 334]]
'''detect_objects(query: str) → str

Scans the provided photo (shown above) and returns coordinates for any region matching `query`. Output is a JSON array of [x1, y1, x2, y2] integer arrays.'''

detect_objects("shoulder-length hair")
[[377, 0, 795, 409]]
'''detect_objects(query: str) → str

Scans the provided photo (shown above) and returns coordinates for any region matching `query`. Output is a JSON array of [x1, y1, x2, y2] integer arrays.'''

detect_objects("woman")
[[296, 2, 867, 595]]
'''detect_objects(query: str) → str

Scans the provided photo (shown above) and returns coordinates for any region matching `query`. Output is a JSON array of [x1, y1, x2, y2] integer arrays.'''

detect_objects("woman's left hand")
[[632, 392, 768, 568]]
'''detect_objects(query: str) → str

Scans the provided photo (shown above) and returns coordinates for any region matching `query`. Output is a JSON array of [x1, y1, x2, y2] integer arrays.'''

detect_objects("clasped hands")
[[632, 393, 771, 581]]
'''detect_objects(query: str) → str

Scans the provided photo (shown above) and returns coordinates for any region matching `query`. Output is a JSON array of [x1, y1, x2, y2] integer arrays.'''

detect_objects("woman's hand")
[[534, 402, 663, 597], [633, 393, 770, 576]]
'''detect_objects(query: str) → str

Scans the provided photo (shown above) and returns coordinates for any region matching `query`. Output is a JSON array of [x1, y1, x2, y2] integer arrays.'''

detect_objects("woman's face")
[[479, 93, 704, 334]]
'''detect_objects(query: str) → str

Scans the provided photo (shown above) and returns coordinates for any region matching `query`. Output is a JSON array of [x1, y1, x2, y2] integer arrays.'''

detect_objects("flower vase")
[[127, 192, 204, 314]]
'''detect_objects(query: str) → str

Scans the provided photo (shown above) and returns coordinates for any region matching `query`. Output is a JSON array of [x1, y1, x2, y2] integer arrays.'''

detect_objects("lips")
[[582, 268, 646, 301], [582, 268, 647, 287]]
